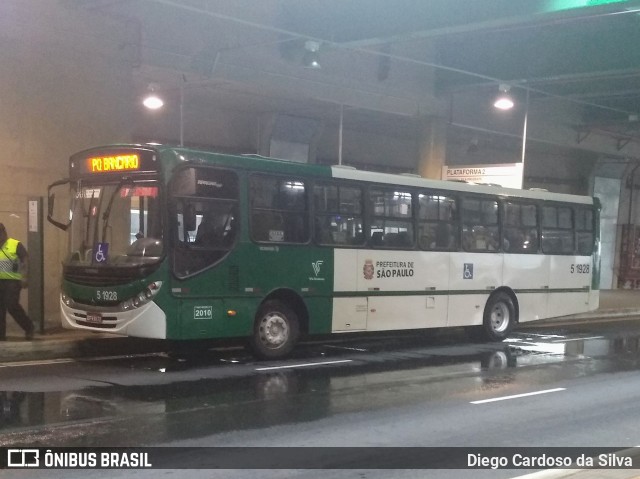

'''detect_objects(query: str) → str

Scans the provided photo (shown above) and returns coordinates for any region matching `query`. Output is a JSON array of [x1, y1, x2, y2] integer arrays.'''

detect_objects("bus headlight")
[[61, 293, 73, 306], [121, 281, 162, 311]]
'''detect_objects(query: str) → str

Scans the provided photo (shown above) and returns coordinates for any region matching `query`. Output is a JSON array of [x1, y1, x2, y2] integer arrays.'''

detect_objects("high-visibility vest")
[[0, 238, 22, 280]]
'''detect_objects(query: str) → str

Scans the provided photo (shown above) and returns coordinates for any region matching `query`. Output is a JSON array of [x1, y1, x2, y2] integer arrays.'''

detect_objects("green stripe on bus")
[[333, 287, 589, 298]]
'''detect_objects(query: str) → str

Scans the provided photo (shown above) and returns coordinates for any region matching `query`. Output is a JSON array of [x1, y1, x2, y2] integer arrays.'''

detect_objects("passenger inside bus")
[[195, 214, 220, 246], [463, 225, 499, 251], [504, 228, 538, 253], [195, 206, 237, 248]]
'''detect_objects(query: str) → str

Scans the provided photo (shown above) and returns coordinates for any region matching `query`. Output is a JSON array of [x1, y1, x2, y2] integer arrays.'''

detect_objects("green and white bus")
[[47, 144, 600, 358]]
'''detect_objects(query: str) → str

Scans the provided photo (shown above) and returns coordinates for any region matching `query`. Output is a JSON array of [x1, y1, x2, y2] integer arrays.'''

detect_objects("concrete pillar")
[[417, 116, 448, 179], [257, 113, 277, 157]]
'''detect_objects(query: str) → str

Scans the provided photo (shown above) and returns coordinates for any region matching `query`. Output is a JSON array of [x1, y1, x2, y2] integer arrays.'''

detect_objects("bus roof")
[[80, 144, 594, 205], [330, 165, 594, 205]]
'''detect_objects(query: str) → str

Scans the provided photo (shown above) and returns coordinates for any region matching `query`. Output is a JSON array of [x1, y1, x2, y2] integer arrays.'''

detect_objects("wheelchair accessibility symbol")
[[94, 243, 109, 263], [463, 263, 473, 279]]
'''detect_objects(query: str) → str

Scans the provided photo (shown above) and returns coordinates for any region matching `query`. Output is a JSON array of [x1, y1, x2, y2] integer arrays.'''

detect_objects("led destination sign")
[[87, 154, 139, 173], [71, 148, 159, 177]]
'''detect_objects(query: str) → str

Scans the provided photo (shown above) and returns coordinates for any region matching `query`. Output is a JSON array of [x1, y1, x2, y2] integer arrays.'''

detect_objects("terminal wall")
[[0, 1, 631, 338], [0, 1, 134, 332]]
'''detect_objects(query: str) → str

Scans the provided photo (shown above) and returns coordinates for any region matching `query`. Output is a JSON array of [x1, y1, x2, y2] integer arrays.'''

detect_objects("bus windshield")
[[67, 180, 163, 267]]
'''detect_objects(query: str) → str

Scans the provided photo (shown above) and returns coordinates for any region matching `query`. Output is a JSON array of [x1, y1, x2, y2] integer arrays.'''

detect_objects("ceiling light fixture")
[[303, 40, 321, 69], [143, 83, 164, 110], [494, 83, 514, 110]]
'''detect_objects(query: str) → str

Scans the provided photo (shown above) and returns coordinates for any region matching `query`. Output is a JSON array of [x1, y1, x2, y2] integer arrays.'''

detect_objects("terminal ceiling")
[[67, 0, 640, 156]]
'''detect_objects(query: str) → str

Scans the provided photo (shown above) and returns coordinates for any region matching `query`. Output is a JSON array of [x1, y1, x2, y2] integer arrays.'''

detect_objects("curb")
[[2, 310, 640, 364], [0, 334, 166, 363], [519, 310, 640, 327]]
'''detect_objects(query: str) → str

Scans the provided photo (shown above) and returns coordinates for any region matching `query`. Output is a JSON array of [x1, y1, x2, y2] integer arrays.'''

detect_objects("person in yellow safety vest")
[[0, 223, 34, 340]]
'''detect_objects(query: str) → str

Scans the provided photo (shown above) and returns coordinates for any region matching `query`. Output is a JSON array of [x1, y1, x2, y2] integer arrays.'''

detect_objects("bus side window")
[[313, 183, 364, 247], [170, 167, 239, 278], [504, 202, 539, 254], [418, 192, 457, 251], [461, 197, 498, 252], [542, 205, 574, 254], [250, 175, 308, 244], [575, 207, 594, 255], [369, 188, 413, 249]]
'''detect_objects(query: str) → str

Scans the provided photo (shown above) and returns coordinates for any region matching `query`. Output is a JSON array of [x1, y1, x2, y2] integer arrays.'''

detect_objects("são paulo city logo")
[[363, 259, 415, 280], [363, 259, 375, 280]]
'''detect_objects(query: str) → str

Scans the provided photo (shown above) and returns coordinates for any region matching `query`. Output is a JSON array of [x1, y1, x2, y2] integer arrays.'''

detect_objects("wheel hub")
[[260, 313, 289, 348], [490, 302, 510, 333]]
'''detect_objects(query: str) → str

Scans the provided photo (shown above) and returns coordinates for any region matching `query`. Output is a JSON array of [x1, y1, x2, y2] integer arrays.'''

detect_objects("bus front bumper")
[[60, 296, 167, 339]]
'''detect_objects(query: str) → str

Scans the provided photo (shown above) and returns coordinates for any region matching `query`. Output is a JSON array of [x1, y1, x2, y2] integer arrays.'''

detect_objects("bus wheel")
[[482, 292, 516, 342], [250, 300, 300, 359]]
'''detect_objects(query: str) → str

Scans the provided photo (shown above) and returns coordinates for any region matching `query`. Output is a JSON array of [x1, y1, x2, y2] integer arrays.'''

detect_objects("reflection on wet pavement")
[[2, 325, 640, 447]]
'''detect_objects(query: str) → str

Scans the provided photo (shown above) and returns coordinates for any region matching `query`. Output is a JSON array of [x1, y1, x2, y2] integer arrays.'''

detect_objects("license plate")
[[85, 312, 103, 324]]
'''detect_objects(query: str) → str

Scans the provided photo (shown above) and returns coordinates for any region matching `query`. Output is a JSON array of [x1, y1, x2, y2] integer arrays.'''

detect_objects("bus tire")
[[250, 300, 300, 359], [482, 291, 516, 342]]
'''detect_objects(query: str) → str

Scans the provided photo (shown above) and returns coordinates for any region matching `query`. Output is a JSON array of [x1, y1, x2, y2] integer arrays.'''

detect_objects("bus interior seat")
[[385, 233, 399, 246], [419, 235, 433, 249], [395, 231, 411, 247], [351, 232, 365, 245], [370, 231, 384, 246], [435, 223, 452, 248]]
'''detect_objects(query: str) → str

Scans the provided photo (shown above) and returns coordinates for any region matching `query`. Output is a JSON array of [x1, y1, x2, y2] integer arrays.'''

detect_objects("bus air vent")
[[228, 265, 240, 291]]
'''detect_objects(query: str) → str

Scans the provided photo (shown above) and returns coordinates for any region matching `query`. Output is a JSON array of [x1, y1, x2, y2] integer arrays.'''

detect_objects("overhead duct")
[[264, 114, 323, 163]]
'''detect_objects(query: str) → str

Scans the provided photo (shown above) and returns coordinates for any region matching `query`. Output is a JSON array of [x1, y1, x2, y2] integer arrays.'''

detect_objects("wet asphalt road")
[[2, 319, 640, 478]]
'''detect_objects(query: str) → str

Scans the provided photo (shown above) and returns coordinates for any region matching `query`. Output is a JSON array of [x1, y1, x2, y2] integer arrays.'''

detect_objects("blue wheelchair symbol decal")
[[463, 263, 473, 279], [94, 243, 109, 263]]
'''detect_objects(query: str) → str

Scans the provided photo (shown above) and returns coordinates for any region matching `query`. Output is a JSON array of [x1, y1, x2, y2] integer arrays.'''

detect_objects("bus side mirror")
[[47, 178, 72, 231], [48, 193, 55, 217]]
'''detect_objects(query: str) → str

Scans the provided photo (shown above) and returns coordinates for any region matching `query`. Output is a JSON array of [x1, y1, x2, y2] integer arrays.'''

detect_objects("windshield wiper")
[[101, 179, 134, 243], [84, 183, 100, 257]]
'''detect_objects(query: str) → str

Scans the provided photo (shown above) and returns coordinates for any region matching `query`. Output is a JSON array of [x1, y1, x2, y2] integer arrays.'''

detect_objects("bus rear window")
[[575, 207, 595, 255], [542, 205, 574, 254]]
